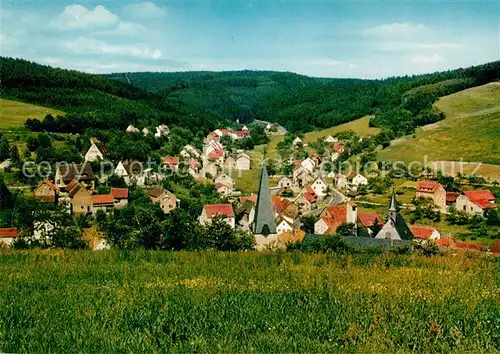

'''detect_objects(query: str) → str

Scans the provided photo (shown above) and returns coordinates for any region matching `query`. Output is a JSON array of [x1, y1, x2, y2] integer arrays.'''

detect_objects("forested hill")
[[106, 61, 500, 133], [0, 57, 227, 134], [1, 57, 499, 137]]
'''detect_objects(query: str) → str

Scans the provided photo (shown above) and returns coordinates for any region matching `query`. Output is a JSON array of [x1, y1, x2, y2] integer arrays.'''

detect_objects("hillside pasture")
[[0, 250, 497, 353], [303, 116, 381, 143], [0, 99, 64, 130], [378, 83, 500, 174]]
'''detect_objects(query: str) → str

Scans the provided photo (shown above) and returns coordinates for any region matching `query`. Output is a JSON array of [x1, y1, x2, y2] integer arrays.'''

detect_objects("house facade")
[[148, 188, 177, 214], [34, 180, 59, 203], [235, 153, 251, 170], [416, 181, 447, 211], [0, 228, 20, 247], [198, 204, 235, 228], [277, 176, 293, 189], [455, 190, 496, 216]]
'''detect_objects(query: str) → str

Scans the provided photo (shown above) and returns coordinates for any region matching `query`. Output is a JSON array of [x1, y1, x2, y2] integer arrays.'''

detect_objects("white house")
[[334, 174, 348, 189], [142, 127, 149, 136], [410, 225, 441, 243], [0, 228, 20, 247], [126, 125, 139, 133], [154, 125, 169, 138], [301, 157, 316, 173], [216, 183, 232, 197], [293, 137, 303, 147], [348, 173, 368, 186], [235, 152, 251, 170], [276, 218, 293, 235], [199, 204, 235, 229], [203, 160, 218, 178], [310, 177, 328, 198], [324, 135, 338, 144], [277, 176, 293, 189], [455, 190, 497, 216], [181, 144, 201, 159], [293, 166, 312, 186], [84, 138, 105, 162]]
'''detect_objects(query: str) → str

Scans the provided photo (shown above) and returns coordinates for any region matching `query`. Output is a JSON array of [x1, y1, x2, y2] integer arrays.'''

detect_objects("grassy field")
[[378, 83, 500, 173], [0, 250, 497, 353], [303, 116, 381, 143], [0, 99, 64, 130]]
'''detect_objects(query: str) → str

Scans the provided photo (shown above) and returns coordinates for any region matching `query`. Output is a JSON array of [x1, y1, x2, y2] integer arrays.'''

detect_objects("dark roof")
[[393, 214, 415, 240], [253, 165, 277, 235], [57, 163, 93, 183]]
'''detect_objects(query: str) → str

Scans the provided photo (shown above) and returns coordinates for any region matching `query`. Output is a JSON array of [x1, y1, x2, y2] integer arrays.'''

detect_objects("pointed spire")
[[389, 187, 397, 212], [253, 165, 277, 236]]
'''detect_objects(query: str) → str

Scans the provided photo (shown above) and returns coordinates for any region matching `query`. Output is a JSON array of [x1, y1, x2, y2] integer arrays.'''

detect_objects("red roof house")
[[162, 156, 179, 165], [463, 190, 496, 208], [111, 188, 128, 200], [0, 228, 20, 238], [203, 204, 235, 218], [91, 194, 115, 205], [410, 225, 440, 240]]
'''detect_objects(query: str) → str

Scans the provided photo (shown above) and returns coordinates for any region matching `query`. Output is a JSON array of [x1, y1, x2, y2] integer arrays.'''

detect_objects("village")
[[1, 121, 498, 253]]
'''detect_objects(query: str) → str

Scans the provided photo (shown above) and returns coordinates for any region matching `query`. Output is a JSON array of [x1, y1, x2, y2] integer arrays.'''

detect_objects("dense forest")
[[1, 57, 499, 137], [105, 61, 500, 134]]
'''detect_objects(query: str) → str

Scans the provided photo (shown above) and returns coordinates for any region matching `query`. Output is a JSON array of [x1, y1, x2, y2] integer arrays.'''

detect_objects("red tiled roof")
[[357, 212, 382, 228], [304, 192, 316, 204], [334, 145, 345, 153], [91, 194, 114, 205], [305, 185, 317, 196], [410, 225, 436, 240], [189, 159, 200, 168], [233, 130, 249, 137], [463, 190, 496, 209], [111, 188, 128, 199], [0, 228, 20, 238], [473, 200, 497, 208], [162, 156, 179, 165], [464, 190, 495, 201], [435, 237, 454, 247], [215, 182, 226, 190], [321, 212, 347, 234], [239, 194, 257, 204], [293, 159, 303, 166], [446, 192, 460, 203], [204, 204, 234, 218], [208, 149, 224, 159], [417, 181, 443, 193], [65, 179, 79, 191], [454, 241, 488, 252], [272, 195, 285, 213]]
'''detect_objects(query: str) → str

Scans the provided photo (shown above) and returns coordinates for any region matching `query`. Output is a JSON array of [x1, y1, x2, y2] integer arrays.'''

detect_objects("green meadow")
[[378, 83, 500, 167], [0, 99, 64, 130], [0, 250, 497, 353]]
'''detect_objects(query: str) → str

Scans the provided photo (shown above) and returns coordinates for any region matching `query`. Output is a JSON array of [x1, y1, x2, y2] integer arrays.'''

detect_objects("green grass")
[[0, 99, 64, 130], [0, 250, 497, 353], [303, 116, 381, 143], [378, 83, 500, 170]]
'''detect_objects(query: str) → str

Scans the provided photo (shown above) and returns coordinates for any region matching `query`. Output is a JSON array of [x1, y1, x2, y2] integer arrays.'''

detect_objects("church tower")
[[253, 165, 277, 236]]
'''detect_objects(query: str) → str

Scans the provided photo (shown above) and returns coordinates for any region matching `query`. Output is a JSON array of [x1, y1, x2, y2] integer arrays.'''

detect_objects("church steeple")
[[253, 165, 277, 236], [388, 188, 397, 221]]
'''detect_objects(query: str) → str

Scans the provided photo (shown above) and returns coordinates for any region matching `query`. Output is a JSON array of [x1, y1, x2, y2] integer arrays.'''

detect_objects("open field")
[[378, 83, 500, 177], [303, 116, 381, 143], [0, 99, 64, 130], [0, 250, 497, 353]]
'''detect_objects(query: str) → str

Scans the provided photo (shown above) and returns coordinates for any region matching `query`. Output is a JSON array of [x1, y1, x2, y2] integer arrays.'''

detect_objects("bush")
[[414, 241, 440, 257]]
